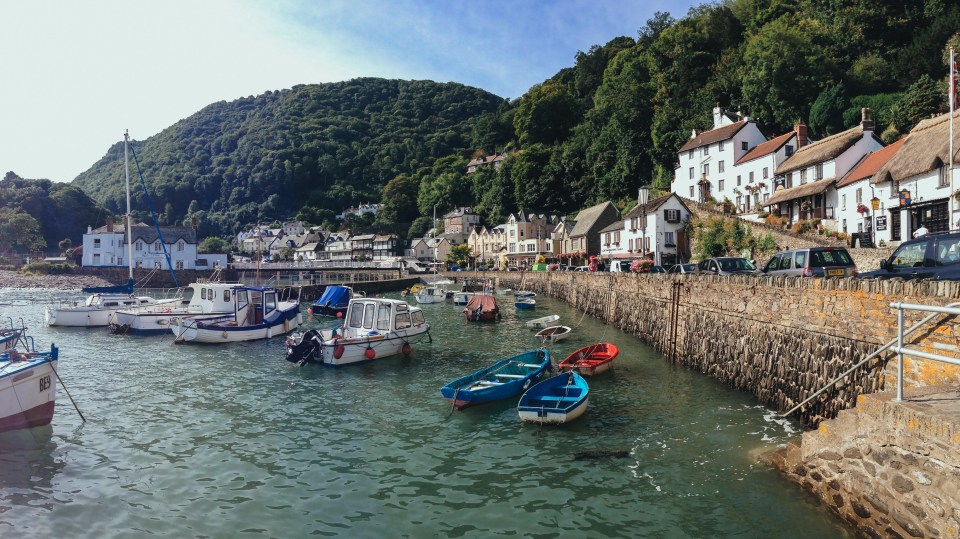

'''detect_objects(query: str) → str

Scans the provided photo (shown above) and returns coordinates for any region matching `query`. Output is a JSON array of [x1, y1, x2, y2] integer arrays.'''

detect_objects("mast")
[[124, 130, 134, 282]]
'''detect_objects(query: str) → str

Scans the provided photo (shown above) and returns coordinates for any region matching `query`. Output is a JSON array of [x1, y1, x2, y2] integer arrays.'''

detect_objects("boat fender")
[[364, 346, 376, 360], [222, 331, 229, 339], [333, 344, 345, 359], [401, 342, 412, 356], [523, 379, 531, 390]]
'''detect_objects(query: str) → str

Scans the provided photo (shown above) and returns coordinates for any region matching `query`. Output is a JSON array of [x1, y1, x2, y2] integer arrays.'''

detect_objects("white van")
[[610, 260, 633, 273]]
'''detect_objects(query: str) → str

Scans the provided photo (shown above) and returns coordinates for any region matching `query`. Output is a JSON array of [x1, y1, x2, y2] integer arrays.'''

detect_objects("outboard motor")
[[285, 329, 323, 365]]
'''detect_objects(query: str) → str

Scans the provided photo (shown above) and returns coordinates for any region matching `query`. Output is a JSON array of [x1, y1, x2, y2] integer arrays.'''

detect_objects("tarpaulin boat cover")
[[313, 286, 351, 308], [82, 278, 135, 294], [465, 295, 497, 313]]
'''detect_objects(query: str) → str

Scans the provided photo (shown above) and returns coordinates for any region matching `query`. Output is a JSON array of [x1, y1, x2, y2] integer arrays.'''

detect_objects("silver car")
[[763, 247, 857, 278], [695, 257, 759, 275]]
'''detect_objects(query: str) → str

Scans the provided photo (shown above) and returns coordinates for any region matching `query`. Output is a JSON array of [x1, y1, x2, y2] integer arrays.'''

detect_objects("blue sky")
[[0, 0, 698, 183]]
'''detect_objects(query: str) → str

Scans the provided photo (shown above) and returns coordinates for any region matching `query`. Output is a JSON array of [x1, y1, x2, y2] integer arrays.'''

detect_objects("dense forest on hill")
[[64, 0, 960, 243], [72, 79, 504, 239]]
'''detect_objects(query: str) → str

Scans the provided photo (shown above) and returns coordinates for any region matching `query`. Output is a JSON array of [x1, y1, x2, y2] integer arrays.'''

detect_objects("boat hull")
[[113, 310, 232, 335], [0, 350, 58, 433], [535, 326, 571, 343], [318, 327, 430, 366], [518, 396, 588, 425], [172, 307, 302, 343], [558, 343, 620, 377], [47, 297, 179, 327], [526, 315, 560, 330], [515, 300, 536, 310], [517, 372, 589, 425], [440, 350, 550, 410]]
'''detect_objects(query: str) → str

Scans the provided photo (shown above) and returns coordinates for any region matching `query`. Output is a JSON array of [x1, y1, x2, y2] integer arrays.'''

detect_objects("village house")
[[567, 201, 621, 260], [82, 220, 226, 270], [672, 106, 767, 203], [350, 234, 376, 261], [833, 139, 904, 246], [467, 225, 506, 266], [465, 152, 507, 174], [502, 210, 560, 267], [599, 192, 693, 267], [870, 109, 960, 242], [730, 127, 806, 216], [410, 237, 451, 262], [324, 233, 352, 263], [336, 203, 382, 221], [550, 219, 576, 259], [764, 109, 885, 231], [373, 234, 402, 261]]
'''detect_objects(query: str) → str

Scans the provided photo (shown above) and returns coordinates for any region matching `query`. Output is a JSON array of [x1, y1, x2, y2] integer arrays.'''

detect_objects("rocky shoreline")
[[0, 270, 112, 290]]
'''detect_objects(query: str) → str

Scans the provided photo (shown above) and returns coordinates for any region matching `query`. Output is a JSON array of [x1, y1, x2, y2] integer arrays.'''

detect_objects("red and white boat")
[[463, 295, 499, 321], [0, 340, 59, 433], [557, 343, 620, 377]]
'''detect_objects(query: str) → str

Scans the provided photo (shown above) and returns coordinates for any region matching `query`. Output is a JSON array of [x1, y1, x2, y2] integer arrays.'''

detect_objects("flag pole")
[[951, 47, 956, 227]]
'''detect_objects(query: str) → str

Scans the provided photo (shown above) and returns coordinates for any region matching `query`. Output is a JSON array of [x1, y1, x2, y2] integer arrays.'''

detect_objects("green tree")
[[809, 83, 849, 136], [513, 80, 580, 146], [407, 216, 433, 239], [889, 75, 945, 131], [199, 236, 229, 253], [377, 175, 420, 226], [446, 244, 472, 268], [0, 208, 46, 253]]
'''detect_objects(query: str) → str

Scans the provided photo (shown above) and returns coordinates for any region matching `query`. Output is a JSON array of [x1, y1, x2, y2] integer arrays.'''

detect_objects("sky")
[[0, 0, 699, 183]]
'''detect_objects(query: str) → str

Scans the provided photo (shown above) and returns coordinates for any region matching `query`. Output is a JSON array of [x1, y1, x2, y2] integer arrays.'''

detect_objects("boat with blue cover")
[[440, 349, 550, 410], [517, 372, 589, 425], [309, 285, 357, 317]]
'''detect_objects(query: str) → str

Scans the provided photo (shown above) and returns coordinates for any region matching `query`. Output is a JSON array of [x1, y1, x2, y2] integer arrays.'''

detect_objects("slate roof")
[[678, 121, 747, 153], [623, 194, 680, 220], [569, 201, 618, 238]]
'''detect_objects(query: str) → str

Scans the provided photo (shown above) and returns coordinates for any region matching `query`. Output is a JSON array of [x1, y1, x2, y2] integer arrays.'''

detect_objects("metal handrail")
[[782, 300, 960, 416], [890, 302, 960, 402]]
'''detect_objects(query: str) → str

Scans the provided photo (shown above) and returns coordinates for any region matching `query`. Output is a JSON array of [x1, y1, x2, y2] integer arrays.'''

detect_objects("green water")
[[0, 288, 851, 538]]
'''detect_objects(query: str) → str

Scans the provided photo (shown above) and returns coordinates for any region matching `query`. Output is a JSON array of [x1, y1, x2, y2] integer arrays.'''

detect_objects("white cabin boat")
[[285, 297, 430, 366], [171, 286, 302, 343], [46, 293, 177, 327], [0, 341, 58, 433], [113, 281, 243, 335], [414, 286, 445, 304]]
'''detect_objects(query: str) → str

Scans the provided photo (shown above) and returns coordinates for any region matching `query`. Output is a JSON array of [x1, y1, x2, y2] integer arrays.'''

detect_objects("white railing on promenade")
[[889, 302, 960, 402]]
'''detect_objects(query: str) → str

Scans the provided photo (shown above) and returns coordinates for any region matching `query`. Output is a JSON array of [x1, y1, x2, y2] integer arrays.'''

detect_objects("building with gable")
[[599, 193, 693, 267], [82, 221, 225, 270], [729, 127, 806, 215], [567, 201, 621, 259], [466, 152, 507, 174], [834, 139, 905, 244]]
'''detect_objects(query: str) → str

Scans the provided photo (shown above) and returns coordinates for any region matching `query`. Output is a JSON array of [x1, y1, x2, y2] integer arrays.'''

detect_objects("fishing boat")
[[526, 314, 560, 330], [1, 326, 23, 352], [452, 291, 474, 306], [171, 286, 302, 343], [285, 297, 430, 366], [439, 349, 550, 410], [46, 131, 177, 327], [414, 286, 446, 304], [112, 281, 242, 335], [463, 295, 499, 321], [535, 325, 572, 343], [0, 334, 58, 433], [309, 285, 357, 317], [557, 342, 620, 376], [515, 298, 536, 310], [517, 372, 589, 425]]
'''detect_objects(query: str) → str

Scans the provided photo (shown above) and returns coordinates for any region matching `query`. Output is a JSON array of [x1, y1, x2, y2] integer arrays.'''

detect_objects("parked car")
[[695, 257, 759, 276], [762, 247, 857, 278], [649, 265, 667, 274], [667, 263, 696, 274], [573, 266, 590, 272], [858, 231, 960, 280]]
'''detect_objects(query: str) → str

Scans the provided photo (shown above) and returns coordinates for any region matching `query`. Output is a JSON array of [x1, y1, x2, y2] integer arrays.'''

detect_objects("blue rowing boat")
[[440, 349, 550, 410], [517, 372, 589, 424], [515, 298, 536, 310]]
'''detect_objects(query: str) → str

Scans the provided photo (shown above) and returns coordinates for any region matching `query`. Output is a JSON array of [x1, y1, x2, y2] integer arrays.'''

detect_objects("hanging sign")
[[875, 216, 887, 231]]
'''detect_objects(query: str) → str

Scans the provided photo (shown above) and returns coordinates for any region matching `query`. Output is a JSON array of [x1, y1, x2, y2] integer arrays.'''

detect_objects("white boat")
[[452, 291, 474, 305], [526, 315, 560, 330], [535, 325, 572, 343], [415, 286, 446, 304], [496, 288, 513, 296], [46, 131, 176, 327], [514, 290, 537, 298], [285, 297, 431, 366], [517, 372, 589, 425], [0, 338, 58, 433], [112, 281, 243, 335], [171, 286, 302, 343]]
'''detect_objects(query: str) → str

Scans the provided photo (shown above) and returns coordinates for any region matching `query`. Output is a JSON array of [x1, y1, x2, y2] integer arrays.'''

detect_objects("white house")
[[325, 234, 352, 263], [728, 127, 806, 216], [871, 109, 960, 242], [502, 210, 561, 266], [599, 193, 693, 267], [410, 237, 451, 262], [672, 106, 768, 203], [834, 139, 904, 245], [764, 109, 885, 230], [82, 222, 222, 270]]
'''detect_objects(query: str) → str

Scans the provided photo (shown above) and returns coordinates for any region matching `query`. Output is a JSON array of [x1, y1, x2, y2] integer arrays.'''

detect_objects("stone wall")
[[489, 271, 960, 426]]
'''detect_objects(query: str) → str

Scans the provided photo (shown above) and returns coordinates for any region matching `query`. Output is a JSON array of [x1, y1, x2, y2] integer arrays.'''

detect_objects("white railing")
[[231, 260, 401, 270], [889, 302, 960, 402]]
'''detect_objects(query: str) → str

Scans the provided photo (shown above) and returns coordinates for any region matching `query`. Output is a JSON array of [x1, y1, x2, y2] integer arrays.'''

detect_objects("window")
[[377, 304, 391, 330], [719, 141, 725, 152], [736, 195, 742, 209], [786, 173, 793, 189], [800, 169, 807, 185], [526, 244, 535, 252], [664, 209, 681, 223], [741, 141, 748, 151], [889, 241, 928, 269], [509, 230, 515, 237], [93, 253, 100, 265], [613, 231, 620, 243], [177, 241, 184, 252], [688, 150, 693, 159], [508, 242, 516, 253], [94, 239, 101, 248], [841, 194, 846, 211], [891, 181, 899, 199], [702, 163, 709, 175], [940, 165, 949, 187], [719, 179, 725, 191], [362, 303, 376, 329], [785, 145, 794, 156], [395, 313, 411, 330], [264, 292, 277, 314], [763, 193, 769, 203], [856, 188, 863, 204], [689, 186, 694, 197], [135, 241, 142, 252], [763, 167, 769, 179], [223, 290, 231, 302], [154, 242, 161, 252], [737, 175, 741, 186], [749, 171, 754, 183], [201, 288, 208, 300], [412, 311, 425, 326], [703, 145, 709, 156], [664, 231, 675, 246], [175, 260, 184, 270], [689, 167, 694, 179], [718, 160, 725, 173], [815, 164, 823, 180]]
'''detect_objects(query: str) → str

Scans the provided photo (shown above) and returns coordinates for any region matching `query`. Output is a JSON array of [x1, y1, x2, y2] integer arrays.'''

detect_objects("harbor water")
[[0, 288, 852, 537]]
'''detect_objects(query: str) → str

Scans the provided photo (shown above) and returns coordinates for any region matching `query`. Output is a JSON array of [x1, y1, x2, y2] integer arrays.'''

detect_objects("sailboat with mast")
[[46, 130, 178, 327]]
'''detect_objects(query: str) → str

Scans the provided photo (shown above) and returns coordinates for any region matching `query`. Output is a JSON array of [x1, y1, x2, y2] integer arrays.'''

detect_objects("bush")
[[790, 218, 822, 235], [19, 262, 75, 275], [757, 211, 770, 218], [765, 215, 788, 227], [630, 259, 654, 273]]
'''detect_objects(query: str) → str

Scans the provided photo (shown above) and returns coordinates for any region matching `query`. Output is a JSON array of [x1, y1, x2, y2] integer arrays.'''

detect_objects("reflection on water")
[[0, 288, 852, 537]]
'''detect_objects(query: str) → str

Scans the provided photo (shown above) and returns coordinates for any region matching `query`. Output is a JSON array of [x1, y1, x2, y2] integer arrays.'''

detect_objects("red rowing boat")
[[557, 343, 619, 376]]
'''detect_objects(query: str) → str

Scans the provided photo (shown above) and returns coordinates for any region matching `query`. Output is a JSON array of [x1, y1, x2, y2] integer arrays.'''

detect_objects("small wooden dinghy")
[[535, 325, 571, 343], [557, 342, 620, 376], [440, 349, 550, 410], [517, 372, 589, 425], [526, 314, 559, 330], [515, 298, 536, 310], [514, 291, 536, 298]]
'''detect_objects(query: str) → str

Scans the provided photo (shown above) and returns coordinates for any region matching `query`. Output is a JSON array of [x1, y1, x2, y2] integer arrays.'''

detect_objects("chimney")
[[794, 124, 809, 148], [106, 216, 113, 233], [691, 128, 697, 140], [860, 107, 874, 132], [712, 103, 723, 128]]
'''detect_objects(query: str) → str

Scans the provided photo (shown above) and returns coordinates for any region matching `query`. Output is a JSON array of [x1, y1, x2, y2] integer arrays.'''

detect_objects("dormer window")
[[785, 145, 794, 156], [741, 141, 748, 151]]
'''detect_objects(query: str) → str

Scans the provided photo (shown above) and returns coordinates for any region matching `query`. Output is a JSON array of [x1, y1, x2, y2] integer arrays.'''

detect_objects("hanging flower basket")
[[801, 201, 812, 211], [856, 203, 868, 214]]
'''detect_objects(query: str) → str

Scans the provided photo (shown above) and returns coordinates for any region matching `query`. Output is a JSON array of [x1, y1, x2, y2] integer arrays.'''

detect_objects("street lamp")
[[639, 187, 649, 262]]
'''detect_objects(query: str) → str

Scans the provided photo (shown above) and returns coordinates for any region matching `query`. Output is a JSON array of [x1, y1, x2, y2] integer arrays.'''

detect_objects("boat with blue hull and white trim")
[[171, 286, 302, 343], [517, 372, 589, 425], [0, 334, 59, 433], [440, 349, 550, 410], [285, 297, 430, 366], [112, 281, 244, 335]]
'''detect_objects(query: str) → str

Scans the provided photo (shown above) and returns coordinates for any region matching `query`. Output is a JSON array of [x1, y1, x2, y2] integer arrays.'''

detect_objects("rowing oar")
[[50, 359, 85, 423]]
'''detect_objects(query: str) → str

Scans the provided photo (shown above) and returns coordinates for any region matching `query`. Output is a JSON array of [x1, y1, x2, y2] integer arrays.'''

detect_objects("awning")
[[763, 178, 836, 207]]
